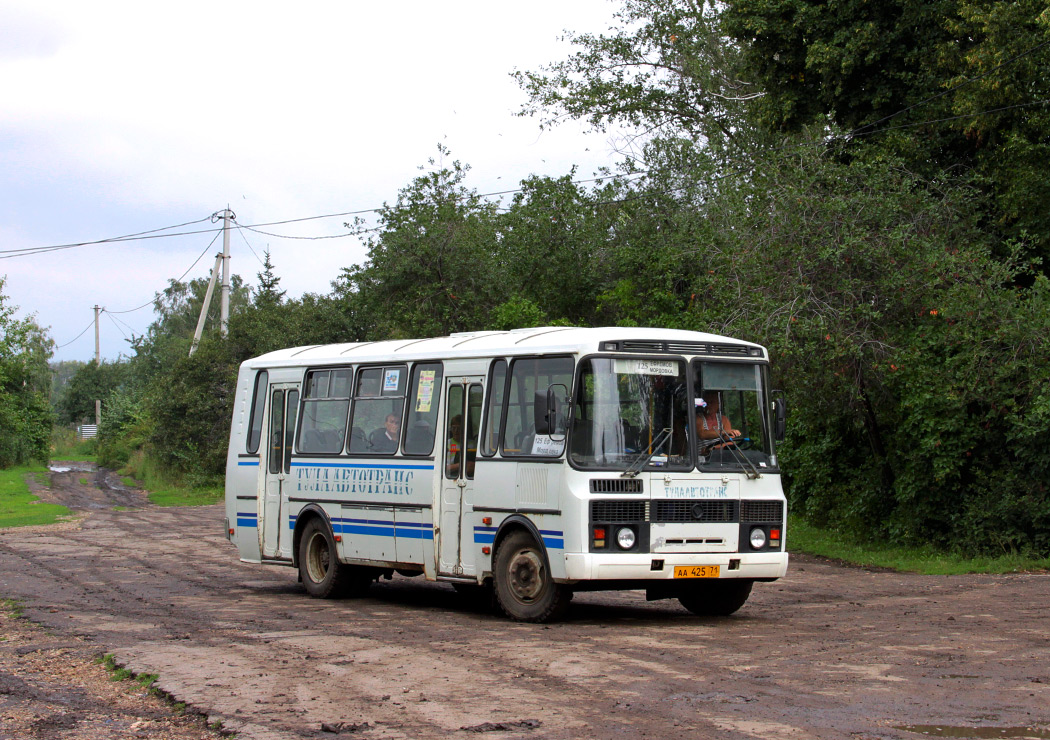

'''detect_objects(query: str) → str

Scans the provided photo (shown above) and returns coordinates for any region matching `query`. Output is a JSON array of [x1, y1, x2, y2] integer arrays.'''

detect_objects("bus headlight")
[[749, 527, 767, 550], [616, 527, 636, 550]]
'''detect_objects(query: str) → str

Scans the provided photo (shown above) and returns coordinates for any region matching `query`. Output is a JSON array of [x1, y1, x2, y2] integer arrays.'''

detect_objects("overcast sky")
[[0, 1, 626, 363]]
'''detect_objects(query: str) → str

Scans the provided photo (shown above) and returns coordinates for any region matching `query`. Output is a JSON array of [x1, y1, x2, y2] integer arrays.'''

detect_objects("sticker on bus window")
[[383, 369, 401, 393], [531, 435, 565, 456], [416, 370, 436, 412], [615, 359, 678, 376]]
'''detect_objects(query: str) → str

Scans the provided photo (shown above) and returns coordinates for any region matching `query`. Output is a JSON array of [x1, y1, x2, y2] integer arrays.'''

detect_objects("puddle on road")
[[49, 462, 94, 474], [896, 725, 1050, 739]]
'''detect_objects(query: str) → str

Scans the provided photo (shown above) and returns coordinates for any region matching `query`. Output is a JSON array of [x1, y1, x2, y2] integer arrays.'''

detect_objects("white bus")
[[224, 327, 788, 622]]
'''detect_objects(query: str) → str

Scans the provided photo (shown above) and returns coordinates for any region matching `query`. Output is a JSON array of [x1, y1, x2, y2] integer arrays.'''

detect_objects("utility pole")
[[93, 305, 101, 428], [189, 254, 224, 357], [219, 207, 234, 338]]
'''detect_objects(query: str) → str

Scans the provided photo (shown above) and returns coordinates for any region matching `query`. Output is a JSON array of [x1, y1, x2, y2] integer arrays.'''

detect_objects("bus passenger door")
[[260, 384, 299, 559], [438, 377, 483, 577]]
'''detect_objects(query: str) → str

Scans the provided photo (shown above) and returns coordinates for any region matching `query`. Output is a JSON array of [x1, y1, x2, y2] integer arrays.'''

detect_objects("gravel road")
[[0, 463, 1047, 739]]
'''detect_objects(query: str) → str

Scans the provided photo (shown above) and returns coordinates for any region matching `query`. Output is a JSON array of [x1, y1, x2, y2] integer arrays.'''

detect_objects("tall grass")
[[121, 450, 222, 507]]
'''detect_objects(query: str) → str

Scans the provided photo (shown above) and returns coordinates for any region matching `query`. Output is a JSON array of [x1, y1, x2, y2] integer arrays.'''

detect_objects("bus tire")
[[493, 530, 571, 623], [298, 519, 365, 599], [678, 579, 753, 616]]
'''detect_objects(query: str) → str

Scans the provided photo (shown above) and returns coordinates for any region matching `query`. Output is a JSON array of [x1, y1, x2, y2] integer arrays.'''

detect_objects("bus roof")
[[243, 326, 767, 368]]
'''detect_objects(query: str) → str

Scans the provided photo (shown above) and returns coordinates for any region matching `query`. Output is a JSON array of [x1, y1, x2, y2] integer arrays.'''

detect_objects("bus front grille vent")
[[740, 500, 784, 522], [591, 500, 648, 523], [590, 478, 643, 494], [616, 340, 755, 357], [709, 344, 752, 357], [651, 500, 737, 523]]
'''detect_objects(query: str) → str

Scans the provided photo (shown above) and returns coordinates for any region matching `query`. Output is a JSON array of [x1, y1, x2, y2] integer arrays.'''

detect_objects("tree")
[[58, 360, 129, 425], [0, 277, 54, 466], [721, 0, 1050, 260], [513, 0, 766, 161], [334, 148, 503, 339]]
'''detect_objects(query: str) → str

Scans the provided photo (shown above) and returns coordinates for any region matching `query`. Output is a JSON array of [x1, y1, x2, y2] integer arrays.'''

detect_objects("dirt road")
[[0, 464, 1048, 739]]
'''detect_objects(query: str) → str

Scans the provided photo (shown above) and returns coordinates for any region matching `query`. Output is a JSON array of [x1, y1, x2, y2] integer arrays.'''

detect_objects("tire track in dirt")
[[3, 472, 1050, 739]]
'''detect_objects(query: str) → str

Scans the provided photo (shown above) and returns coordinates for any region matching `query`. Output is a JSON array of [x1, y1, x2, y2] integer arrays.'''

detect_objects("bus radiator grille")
[[740, 500, 784, 523], [591, 500, 648, 523], [651, 500, 737, 523]]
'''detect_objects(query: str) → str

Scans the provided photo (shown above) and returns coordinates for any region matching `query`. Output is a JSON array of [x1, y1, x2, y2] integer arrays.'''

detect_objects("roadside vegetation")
[[7, 0, 1049, 564], [0, 465, 70, 528]]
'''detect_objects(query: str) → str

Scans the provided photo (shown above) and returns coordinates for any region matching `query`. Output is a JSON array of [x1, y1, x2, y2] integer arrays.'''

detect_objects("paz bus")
[[224, 326, 788, 622]]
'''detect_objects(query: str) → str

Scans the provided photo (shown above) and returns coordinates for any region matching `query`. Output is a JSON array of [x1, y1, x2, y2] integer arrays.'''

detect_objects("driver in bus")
[[696, 391, 740, 448]]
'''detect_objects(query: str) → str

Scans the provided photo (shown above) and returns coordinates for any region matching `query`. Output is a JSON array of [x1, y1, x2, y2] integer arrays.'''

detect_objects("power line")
[[54, 319, 96, 350], [105, 231, 222, 315]]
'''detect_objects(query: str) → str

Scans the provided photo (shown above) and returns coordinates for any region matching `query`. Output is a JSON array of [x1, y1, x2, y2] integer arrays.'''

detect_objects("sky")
[[0, 1, 627, 363]]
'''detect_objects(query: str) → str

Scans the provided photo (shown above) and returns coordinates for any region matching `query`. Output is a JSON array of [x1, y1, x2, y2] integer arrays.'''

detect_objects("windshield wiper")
[[704, 430, 762, 479], [621, 427, 673, 478]]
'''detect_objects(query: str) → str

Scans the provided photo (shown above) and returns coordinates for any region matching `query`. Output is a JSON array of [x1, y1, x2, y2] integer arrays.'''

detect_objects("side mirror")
[[773, 394, 787, 442], [534, 385, 568, 438], [534, 390, 552, 436]]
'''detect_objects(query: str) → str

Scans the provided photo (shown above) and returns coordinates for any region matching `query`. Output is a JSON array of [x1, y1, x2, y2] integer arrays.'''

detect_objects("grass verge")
[[0, 465, 71, 528], [121, 451, 222, 507], [788, 514, 1050, 575]]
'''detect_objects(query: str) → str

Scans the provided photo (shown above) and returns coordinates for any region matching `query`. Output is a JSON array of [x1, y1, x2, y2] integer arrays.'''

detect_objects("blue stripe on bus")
[[237, 460, 260, 467], [237, 512, 258, 528], [473, 526, 564, 550]]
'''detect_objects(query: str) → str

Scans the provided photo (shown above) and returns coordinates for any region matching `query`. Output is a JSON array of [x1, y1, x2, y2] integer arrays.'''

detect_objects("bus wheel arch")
[[294, 509, 373, 599], [291, 505, 330, 571], [492, 519, 571, 623]]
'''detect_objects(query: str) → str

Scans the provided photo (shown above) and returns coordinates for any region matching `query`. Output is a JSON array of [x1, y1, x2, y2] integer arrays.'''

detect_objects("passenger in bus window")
[[446, 415, 474, 477], [369, 414, 400, 453], [696, 392, 740, 448]]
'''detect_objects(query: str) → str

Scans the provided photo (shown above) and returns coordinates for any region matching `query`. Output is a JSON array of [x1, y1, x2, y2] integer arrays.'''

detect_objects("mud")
[[1, 463, 1048, 739]]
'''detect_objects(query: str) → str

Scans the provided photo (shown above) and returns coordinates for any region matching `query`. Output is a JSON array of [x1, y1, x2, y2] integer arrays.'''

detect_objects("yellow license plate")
[[673, 565, 720, 579]]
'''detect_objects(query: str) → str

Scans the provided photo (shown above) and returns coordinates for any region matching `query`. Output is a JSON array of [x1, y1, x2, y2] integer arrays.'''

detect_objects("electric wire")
[[54, 319, 95, 350], [104, 231, 222, 315]]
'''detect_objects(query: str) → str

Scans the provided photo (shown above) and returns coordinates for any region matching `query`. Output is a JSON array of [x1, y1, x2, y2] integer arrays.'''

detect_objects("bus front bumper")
[[562, 551, 789, 582]]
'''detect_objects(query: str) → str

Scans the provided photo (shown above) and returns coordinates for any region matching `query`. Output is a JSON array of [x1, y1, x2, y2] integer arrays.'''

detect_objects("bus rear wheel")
[[678, 579, 753, 616], [494, 531, 571, 623], [298, 519, 370, 598]]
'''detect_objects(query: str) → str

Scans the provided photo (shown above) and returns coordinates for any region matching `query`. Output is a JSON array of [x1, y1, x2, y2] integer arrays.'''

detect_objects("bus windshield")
[[694, 360, 776, 472], [569, 357, 690, 470]]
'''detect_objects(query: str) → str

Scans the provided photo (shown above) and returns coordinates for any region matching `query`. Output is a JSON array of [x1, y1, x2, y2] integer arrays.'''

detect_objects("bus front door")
[[438, 377, 483, 577], [260, 384, 299, 559]]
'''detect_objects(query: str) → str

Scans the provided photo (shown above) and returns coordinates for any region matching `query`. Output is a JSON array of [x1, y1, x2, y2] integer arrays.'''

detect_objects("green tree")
[[58, 360, 129, 425], [0, 277, 54, 466], [334, 148, 503, 339], [721, 0, 1050, 260]]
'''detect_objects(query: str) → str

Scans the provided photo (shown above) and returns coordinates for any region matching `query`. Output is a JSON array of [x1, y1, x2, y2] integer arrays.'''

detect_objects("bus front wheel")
[[678, 579, 753, 616], [493, 530, 571, 622], [298, 519, 370, 599]]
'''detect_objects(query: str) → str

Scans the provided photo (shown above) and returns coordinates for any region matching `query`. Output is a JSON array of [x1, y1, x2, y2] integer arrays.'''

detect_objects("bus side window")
[[481, 360, 506, 457], [501, 357, 573, 457], [246, 370, 268, 454], [349, 365, 408, 455], [404, 363, 443, 455], [298, 368, 351, 454]]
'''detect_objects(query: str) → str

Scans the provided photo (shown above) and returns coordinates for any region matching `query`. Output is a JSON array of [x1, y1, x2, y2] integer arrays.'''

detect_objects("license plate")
[[673, 565, 720, 579]]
